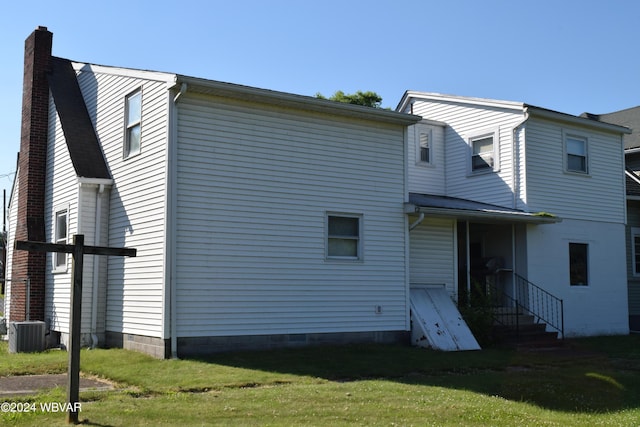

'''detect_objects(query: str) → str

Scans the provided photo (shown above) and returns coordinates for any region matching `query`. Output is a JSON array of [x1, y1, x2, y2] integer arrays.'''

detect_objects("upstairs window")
[[470, 133, 495, 172], [54, 209, 68, 270], [569, 243, 588, 286], [124, 90, 142, 158], [419, 132, 430, 163], [565, 134, 588, 173], [327, 214, 362, 260]]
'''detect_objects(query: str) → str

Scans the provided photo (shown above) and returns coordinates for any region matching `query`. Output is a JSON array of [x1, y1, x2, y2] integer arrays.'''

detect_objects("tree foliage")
[[315, 90, 383, 109]]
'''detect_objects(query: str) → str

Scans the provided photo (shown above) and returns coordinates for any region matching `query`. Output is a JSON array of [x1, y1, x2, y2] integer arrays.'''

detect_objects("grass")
[[0, 335, 639, 426]]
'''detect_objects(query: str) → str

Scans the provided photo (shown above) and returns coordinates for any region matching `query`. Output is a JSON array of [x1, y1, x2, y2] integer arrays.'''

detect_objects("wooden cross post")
[[15, 234, 136, 424]]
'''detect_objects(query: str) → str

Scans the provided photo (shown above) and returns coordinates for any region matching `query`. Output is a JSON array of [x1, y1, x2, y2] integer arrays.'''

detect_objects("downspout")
[[169, 82, 186, 358], [90, 184, 105, 349], [409, 212, 425, 231], [512, 110, 529, 209]]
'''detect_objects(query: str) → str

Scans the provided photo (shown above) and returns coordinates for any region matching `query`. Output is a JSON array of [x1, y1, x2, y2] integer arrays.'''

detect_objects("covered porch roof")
[[405, 193, 561, 224]]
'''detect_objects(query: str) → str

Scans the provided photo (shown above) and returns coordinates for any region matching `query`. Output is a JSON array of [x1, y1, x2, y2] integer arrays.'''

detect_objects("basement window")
[[569, 242, 588, 286], [327, 214, 362, 260], [124, 89, 142, 158]]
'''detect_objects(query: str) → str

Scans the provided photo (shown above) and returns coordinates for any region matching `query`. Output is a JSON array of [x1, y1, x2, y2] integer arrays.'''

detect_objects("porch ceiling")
[[405, 193, 561, 224]]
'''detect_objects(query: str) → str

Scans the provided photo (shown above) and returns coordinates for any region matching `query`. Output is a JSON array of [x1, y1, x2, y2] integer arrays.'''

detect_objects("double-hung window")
[[124, 90, 142, 158], [54, 209, 68, 271], [632, 228, 640, 276], [327, 214, 362, 260], [416, 127, 432, 165], [470, 133, 495, 172], [565, 134, 588, 173], [569, 242, 588, 286]]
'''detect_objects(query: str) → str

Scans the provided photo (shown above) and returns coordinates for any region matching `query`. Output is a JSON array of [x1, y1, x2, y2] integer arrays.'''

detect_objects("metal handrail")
[[488, 274, 564, 342], [513, 274, 564, 339]]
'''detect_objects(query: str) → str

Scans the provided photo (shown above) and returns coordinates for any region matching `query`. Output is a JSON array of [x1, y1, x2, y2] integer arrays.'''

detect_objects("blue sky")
[[1, 0, 639, 209]]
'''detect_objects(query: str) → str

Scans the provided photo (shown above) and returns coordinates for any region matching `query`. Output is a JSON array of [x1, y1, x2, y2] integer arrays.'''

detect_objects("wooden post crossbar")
[[15, 235, 136, 424]]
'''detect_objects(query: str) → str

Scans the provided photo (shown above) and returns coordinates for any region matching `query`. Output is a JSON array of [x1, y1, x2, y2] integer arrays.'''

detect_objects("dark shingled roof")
[[581, 106, 640, 150], [48, 57, 111, 179]]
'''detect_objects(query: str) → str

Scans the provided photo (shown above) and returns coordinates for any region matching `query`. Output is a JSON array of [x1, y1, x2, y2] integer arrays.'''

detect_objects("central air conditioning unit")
[[8, 321, 46, 353]]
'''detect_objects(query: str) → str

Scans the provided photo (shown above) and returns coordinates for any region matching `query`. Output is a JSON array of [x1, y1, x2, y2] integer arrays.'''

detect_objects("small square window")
[[124, 90, 142, 158], [54, 210, 68, 270], [327, 214, 361, 260], [565, 135, 587, 173], [471, 135, 494, 171], [569, 243, 588, 286]]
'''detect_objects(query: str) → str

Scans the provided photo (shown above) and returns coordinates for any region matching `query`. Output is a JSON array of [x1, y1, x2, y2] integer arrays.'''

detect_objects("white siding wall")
[[175, 94, 408, 337], [409, 217, 456, 295], [408, 100, 524, 207], [527, 219, 628, 336], [3, 176, 19, 319], [524, 118, 626, 223], [76, 68, 170, 338], [407, 122, 446, 195], [44, 96, 79, 333]]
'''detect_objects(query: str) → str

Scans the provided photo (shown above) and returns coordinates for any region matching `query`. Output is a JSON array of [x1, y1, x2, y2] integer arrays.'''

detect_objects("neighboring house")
[[583, 106, 640, 331], [397, 92, 631, 338], [4, 27, 420, 358]]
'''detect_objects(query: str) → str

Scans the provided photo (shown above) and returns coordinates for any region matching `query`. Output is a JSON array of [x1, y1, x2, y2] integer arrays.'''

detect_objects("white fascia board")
[[404, 203, 561, 224], [72, 62, 176, 85], [396, 90, 524, 113], [77, 177, 114, 187], [176, 75, 422, 126], [526, 106, 632, 135]]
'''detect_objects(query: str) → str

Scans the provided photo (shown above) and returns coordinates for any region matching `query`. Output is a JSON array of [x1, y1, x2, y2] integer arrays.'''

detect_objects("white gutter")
[[167, 84, 183, 359], [90, 184, 105, 349], [409, 212, 425, 231], [526, 106, 632, 135], [405, 204, 561, 224]]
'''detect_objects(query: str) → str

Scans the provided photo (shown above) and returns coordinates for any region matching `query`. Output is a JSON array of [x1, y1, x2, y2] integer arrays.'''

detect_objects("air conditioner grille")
[[8, 321, 46, 353]]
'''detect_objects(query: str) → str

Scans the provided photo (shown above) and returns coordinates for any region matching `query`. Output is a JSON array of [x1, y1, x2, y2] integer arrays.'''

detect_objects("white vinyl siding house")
[[406, 94, 523, 208], [174, 92, 411, 342], [398, 91, 630, 338], [14, 38, 419, 357], [408, 121, 446, 195], [45, 95, 79, 337], [3, 177, 19, 320], [409, 217, 456, 294], [74, 65, 172, 341]]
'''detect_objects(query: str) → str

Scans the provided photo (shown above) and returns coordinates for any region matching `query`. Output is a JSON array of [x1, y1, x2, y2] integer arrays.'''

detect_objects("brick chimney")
[[10, 26, 52, 321]]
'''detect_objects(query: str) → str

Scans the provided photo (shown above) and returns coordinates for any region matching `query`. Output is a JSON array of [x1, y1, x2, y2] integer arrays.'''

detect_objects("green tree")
[[315, 90, 383, 108]]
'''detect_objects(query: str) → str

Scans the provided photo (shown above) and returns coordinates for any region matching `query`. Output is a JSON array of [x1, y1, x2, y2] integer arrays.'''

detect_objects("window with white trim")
[[469, 131, 497, 173], [54, 209, 68, 270], [326, 214, 362, 260], [632, 228, 640, 276], [124, 89, 142, 158], [565, 134, 588, 173], [416, 127, 432, 165], [569, 242, 588, 286]]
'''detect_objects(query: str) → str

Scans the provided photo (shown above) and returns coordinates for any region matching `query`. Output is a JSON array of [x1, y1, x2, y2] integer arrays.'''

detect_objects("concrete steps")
[[491, 308, 561, 348]]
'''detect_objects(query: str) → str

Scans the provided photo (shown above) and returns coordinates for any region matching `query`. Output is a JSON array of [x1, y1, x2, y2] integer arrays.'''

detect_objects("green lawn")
[[1, 335, 639, 426]]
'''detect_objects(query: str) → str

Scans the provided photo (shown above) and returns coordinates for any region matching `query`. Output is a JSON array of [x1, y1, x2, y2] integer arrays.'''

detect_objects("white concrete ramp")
[[410, 286, 481, 351]]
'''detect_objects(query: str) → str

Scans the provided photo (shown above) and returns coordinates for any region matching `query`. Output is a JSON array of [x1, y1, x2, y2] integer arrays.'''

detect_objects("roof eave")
[[176, 76, 422, 126], [404, 203, 562, 224], [526, 105, 632, 134]]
